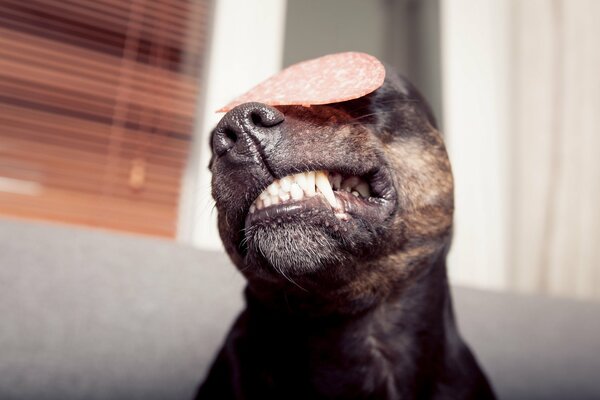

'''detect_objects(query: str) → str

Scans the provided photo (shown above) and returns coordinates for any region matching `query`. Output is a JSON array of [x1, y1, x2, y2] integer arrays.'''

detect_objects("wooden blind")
[[0, 0, 212, 237]]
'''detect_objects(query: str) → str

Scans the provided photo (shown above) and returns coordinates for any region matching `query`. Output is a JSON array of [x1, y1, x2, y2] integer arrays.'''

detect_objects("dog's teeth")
[[294, 173, 308, 193], [290, 183, 304, 200], [315, 171, 338, 208], [305, 171, 316, 196], [250, 170, 370, 214], [280, 176, 292, 192], [279, 188, 290, 202], [335, 212, 349, 220], [341, 176, 361, 192], [267, 182, 279, 196], [355, 182, 370, 198], [330, 173, 342, 190], [263, 196, 272, 207]]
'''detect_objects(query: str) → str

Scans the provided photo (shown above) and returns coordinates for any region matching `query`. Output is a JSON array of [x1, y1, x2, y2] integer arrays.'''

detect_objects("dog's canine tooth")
[[315, 171, 337, 208], [355, 182, 370, 198], [255, 199, 264, 210], [352, 191, 360, 197], [249, 204, 256, 213], [330, 173, 342, 190], [305, 171, 316, 196], [290, 183, 304, 200]]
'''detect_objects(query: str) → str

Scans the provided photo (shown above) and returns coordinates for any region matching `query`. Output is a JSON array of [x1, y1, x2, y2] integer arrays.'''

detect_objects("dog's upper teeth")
[[262, 196, 272, 207], [294, 173, 307, 192], [250, 170, 371, 212], [330, 173, 342, 190], [267, 181, 280, 196], [279, 176, 292, 192], [341, 176, 360, 192], [290, 183, 304, 200], [355, 182, 371, 198]]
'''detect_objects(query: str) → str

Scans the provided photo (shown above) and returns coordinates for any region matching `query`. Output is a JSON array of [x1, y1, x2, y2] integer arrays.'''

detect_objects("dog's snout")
[[212, 102, 284, 157]]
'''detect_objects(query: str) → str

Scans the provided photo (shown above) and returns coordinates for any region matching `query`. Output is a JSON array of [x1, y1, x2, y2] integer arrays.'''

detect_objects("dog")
[[196, 67, 496, 399]]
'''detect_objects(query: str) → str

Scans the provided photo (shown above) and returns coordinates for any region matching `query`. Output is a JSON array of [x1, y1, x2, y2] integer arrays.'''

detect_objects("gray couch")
[[1, 218, 599, 400]]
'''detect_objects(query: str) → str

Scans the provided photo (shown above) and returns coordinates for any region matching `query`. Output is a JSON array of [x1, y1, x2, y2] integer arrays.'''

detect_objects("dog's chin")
[[247, 223, 346, 276], [241, 203, 388, 280]]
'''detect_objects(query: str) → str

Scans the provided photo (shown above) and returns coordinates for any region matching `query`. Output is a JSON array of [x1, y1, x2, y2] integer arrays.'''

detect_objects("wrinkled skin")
[[196, 68, 496, 399]]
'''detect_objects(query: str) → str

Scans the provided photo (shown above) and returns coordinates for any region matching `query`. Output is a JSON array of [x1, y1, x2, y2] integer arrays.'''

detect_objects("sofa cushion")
[[0, 218, 599, 399]]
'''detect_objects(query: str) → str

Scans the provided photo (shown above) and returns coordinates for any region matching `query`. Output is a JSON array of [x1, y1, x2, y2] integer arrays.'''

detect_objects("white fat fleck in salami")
[[217, 52, 385, 112]]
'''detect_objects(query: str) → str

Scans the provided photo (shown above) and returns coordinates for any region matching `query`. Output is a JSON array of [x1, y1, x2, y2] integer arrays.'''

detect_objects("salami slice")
[[217, 52, 385, 112]]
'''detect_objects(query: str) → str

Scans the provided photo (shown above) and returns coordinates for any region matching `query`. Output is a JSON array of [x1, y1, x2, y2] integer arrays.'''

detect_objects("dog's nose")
[[212, 102, 284, 158]]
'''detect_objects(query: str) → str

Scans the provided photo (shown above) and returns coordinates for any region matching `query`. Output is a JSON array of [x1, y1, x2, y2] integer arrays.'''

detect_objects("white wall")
[[282, 0, 387, 67], [440, 0, 510, 290]]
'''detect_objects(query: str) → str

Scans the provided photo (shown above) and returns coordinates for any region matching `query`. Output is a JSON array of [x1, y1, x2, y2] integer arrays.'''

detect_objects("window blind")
[[0, 0, 212, 237]]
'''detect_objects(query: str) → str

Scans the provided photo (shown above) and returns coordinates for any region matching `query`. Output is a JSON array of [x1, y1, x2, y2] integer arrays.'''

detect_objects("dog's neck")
[[242, 251, 458, 398]]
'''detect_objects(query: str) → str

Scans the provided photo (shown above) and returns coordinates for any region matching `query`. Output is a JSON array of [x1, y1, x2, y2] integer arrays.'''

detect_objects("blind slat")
[[0, 0, 213, 238]]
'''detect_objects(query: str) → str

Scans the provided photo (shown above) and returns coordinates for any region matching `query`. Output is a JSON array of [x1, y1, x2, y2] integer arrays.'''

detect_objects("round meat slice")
[[217, 52, 385, 112]]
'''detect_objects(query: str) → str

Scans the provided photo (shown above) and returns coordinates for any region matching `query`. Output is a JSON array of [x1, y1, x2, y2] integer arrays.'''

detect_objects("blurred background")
[[1, 0, 599, 301]]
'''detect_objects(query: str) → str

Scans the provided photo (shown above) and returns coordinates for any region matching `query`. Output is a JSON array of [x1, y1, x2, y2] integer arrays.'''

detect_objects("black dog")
[[196, 67, 496, 399]]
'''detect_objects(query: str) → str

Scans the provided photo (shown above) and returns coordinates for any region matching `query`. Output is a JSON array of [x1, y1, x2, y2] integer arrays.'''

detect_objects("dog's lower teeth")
[[250, 170, 372, 212], [335, 212, 349, 220], [279, 189, 290, 202]]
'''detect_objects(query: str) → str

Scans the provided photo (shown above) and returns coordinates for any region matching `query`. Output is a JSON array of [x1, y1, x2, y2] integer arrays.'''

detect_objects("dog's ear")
[[207, 127, 217, 170]]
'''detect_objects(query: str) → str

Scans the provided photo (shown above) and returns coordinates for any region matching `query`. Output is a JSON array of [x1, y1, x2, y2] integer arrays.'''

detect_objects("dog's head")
[[209, 68, 453, 310]]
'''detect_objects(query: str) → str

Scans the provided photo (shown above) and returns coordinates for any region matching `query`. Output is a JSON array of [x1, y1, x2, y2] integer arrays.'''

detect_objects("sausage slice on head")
[[217, 52, 386, 113]]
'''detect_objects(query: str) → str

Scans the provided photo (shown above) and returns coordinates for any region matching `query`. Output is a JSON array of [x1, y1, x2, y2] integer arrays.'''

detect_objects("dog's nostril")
[[224, 128, 238, 143], [213, 127, 239, 157], [250, 112, 264, 127], [243, 102, 285, 128]]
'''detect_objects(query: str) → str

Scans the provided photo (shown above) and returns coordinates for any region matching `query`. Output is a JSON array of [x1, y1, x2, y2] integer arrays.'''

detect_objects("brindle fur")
[[197, 67, 496, 399]]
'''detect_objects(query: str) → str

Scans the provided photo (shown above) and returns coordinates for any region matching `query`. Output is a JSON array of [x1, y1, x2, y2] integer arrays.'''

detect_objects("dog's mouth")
[[244, 167, 396, 232]]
